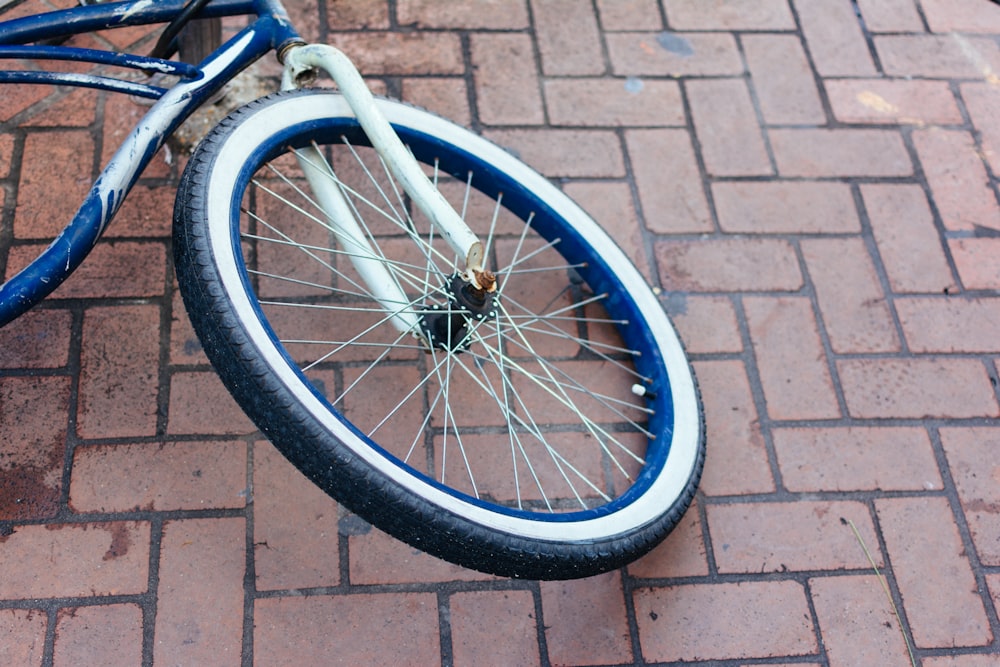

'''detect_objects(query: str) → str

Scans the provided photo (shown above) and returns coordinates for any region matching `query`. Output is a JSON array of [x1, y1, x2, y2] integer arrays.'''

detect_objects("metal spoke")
[[240, 136, 662, 517]]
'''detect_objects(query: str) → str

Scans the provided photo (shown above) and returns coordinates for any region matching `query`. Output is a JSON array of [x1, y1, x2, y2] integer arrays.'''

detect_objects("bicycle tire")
[[173, 89, 704, 580]]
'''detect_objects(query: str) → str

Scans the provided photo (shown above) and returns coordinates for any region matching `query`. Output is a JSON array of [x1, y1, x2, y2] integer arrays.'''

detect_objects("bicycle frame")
[[0, 0, 301, 326], [0, 0, 488, 332]]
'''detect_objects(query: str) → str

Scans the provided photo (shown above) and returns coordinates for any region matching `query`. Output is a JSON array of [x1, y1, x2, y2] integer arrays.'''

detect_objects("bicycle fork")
[[279, 43, 493, 336]]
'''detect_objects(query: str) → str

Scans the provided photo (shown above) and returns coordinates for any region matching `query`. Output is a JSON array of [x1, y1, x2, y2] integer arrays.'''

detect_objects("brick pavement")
[[1, 0, 1000, 664]]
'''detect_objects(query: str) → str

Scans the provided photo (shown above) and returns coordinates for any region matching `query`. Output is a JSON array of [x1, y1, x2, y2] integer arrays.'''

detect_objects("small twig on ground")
[[843, 517, 918, 667]]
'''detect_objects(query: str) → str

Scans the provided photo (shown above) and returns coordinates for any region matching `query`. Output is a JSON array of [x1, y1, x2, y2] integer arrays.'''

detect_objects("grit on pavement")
[[2, 0, 1000, 665]]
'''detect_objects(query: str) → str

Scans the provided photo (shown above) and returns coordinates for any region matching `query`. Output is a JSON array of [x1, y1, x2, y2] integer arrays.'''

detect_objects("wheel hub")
[[419, 272, 499, 352]]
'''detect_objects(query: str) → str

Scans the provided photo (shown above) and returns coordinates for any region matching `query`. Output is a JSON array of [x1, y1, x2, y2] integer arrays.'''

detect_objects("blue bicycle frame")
[[0, 0, 302, 326]]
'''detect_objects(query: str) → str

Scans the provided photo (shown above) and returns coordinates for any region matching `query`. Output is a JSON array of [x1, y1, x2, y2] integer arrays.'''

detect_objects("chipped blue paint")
[[0, 45, 200, 78]]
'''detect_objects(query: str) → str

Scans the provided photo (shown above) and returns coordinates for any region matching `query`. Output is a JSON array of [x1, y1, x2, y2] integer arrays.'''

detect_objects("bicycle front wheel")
[[173, 89, 704, 580]]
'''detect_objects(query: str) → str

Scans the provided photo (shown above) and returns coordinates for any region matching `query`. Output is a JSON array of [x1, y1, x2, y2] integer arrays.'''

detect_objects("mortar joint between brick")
[[924, 424, 1000, 621], [727, 294, 786, 494], [850, 0, 887, 75], [733, 34, 781, 175], [675, 79, 724, 235], [436, 589, 455, 667], [694, 491, 721, 578], [866, 496, 932, 659], [527, 583, 553, 667], [784, 0, 838, 127], [140, 513, 165, 667], [895, 125, 970, 293], [241, 439, 257, 667], [618, 564, 646, 666], [848, 181, 911, 354]]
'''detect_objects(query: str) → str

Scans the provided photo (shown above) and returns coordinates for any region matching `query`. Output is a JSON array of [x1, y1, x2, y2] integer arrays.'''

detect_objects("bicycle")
[[0, 0, 705, 580]]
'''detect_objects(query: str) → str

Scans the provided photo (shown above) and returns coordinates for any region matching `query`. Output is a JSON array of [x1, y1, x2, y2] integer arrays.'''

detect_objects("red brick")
[[664, 0, 794, 29], [106, 185, 174, 238], [693, 360, 774, 496], [78, 305, 160, 439], [15, 131, 93, 239], [401, 77, 471, 128], [940, 427, 1000, 566], [470, 34, 543, 125], [449, 591, 541, 666], [166, 372, 255, 436], [69, 440, 247, 513], [875, 35, 1000, 79], [794, 0, 877, 76], [627, 499, 708, 578], [1, 82, 49, 124], [802, 238, 900, 353], [0, 376, 69, 521], [825, 79, 962, 125], [626, 129, 711, 233], [544, 78, 684, 127], [3, 241, 164, 300], [712, 499, 884, 574], [665, 295, 743, 355], [541, 571, 632, 666], [950, 238, 1000, 291], [596, 0, 661, 31], [398, 0, 527, 28], [49, 242, 164, 299], [656, 239, 802, 292], [169, 289, 208, 365], [743, 34, 825, 125], [485, 129, 623, 178], [254, 594, 440, 664], [0, 609, 46, 667], [154, 518, 245, 666], [0, 522, 149, 599], [771, 129, 911, 177], [0, 309, 72, 369], [861, 184, 956, 294], [921, 0, 1000, 33], [21, 88, 98, 128], [687, 78, 771, 177], [329, 32, 463, 76], [252, 441, 340, 590], [713, 181, 859, 234], [744, 297, 840, 420], [772, 426, 942, 493], [876, 497, 992, 648], [606, 32, 743, 77], [855, 0, 925, 32], [963, 82, 1000, 174], [532, 0, 604, 75], [349, 525, 493, 584], [810, 575, 915, 667], [838, 358, 1000, 419], [53, 604, 142, 667], [93, 19, 155, 51], [897, 297, 1000, 353], [916, 128, 1000, 232], [326, 0, 390, 28], [924, 656, 1000, 667], [563, 181, 651, 280], [634, 581, 817, 662], [0, 133, 13, 178]]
